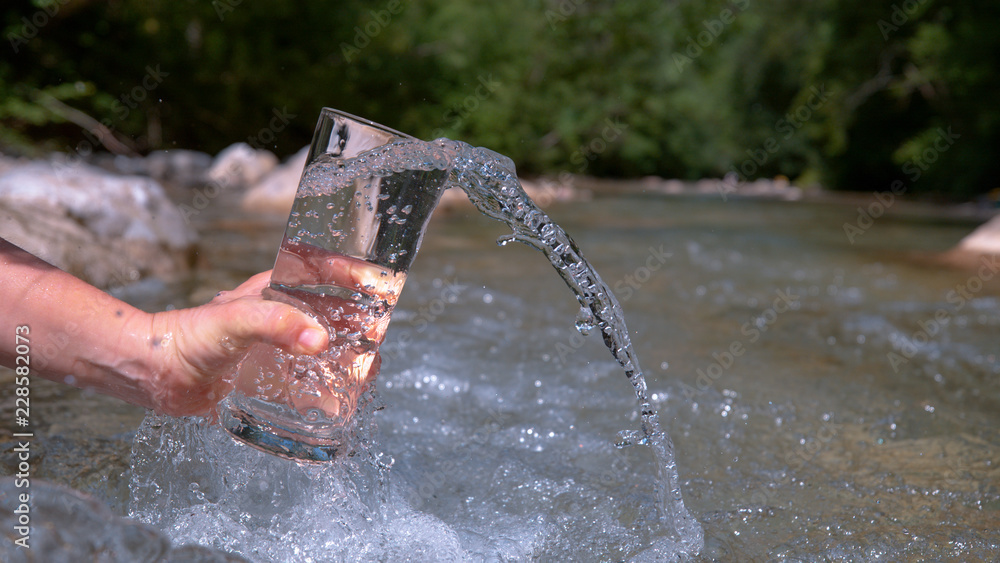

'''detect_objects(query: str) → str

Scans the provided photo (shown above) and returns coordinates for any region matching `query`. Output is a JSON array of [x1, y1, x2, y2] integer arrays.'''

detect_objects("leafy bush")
[[2, 0, 997, 200]]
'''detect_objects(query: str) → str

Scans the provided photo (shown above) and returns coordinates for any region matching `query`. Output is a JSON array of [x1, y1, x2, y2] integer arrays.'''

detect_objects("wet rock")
[[0, 153, 28, 176], [241, 150, 583, 217], [106, 149, 213, 187], [207, 142, 278, 189], [0, 160, 196, 289], [957, 213, 1000, 255], [0, 477, 249, 562], [436, 175, 584, 214], [940, 213, 1000, 269], [241, 145, 309, 215], [571, 174, 806, 200]]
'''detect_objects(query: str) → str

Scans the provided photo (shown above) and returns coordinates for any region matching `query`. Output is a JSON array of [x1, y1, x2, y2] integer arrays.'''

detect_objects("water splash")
[[444, 141, 703, 553], [129, 137, 702, 559], [318, 137, 702, 550]]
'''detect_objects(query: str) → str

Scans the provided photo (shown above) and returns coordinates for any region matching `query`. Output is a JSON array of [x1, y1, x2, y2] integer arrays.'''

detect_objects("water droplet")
[[574, 306, 595, 335], [615, 429, 642, 449]]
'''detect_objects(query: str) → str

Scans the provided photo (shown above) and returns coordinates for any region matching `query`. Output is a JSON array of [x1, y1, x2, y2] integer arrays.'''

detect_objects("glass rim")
[[319, 107, 415, 141]]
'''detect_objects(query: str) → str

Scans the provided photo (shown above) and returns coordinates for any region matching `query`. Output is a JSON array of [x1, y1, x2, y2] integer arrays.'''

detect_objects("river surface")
[[1, 189, 998, 561]]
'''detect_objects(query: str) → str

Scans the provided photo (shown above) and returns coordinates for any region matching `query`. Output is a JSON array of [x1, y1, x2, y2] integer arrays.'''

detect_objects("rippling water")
[[2, 191, 998, 561]]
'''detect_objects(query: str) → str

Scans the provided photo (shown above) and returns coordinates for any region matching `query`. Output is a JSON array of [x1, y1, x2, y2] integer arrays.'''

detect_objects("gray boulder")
[[241, 145, 309, 216], [0, 159, 197, 289], [108, 149, 214, 186], [957, 213, 1000, 256], [207, 142, 278, 189]]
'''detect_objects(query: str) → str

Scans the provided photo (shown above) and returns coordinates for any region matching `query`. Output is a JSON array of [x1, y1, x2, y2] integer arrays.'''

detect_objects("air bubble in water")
[[575, 306, 596, 335], [615, 429, 642, 449]]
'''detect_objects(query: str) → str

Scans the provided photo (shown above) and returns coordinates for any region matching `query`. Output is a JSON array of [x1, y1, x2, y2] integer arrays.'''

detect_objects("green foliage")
[[1, 0, 997, 199]]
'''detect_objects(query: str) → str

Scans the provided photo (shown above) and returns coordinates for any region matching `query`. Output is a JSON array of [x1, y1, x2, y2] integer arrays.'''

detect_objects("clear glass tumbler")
[[218, 108, 450, 462]]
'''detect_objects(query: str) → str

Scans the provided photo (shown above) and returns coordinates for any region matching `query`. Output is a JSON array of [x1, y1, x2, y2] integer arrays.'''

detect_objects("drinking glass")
[[218, 108, 449, 462]]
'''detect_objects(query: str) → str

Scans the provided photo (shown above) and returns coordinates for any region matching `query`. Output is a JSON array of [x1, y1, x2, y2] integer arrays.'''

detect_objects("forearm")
[[0, 239, 158, 408]]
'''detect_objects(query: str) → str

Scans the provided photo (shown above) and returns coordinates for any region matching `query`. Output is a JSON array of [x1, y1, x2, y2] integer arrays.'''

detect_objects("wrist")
[[72, 307, 160, 410], [137, 310, 180, 411]]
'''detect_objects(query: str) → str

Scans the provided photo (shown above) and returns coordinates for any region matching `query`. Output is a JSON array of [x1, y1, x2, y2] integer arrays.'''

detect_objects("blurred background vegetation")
[[1, 0, 998, 201]]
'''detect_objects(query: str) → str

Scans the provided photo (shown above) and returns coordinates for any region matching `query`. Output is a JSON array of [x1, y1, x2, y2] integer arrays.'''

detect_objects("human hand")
[[142, 271, 329, 417]]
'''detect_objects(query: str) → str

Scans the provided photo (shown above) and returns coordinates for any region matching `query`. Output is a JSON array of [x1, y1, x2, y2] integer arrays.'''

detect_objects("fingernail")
[[297, 328, 328, 354]]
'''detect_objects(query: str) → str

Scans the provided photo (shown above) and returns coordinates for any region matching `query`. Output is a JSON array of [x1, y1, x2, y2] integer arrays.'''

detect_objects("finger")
[[212, 271, 274, 304], [222, 297, 329, 356]]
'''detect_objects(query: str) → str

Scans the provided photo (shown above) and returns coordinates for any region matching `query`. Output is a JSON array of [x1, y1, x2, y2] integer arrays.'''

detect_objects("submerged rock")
[[0, 477, 248, 562], [0, 159, 197, 289]]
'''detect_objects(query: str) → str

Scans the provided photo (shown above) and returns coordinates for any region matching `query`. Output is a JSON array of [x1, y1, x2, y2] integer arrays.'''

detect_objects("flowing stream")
[[3, 143, 997, 562]]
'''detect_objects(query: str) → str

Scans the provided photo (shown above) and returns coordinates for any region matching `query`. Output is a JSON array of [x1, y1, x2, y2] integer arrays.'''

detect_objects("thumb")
[[222, 297, 329, 356]]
